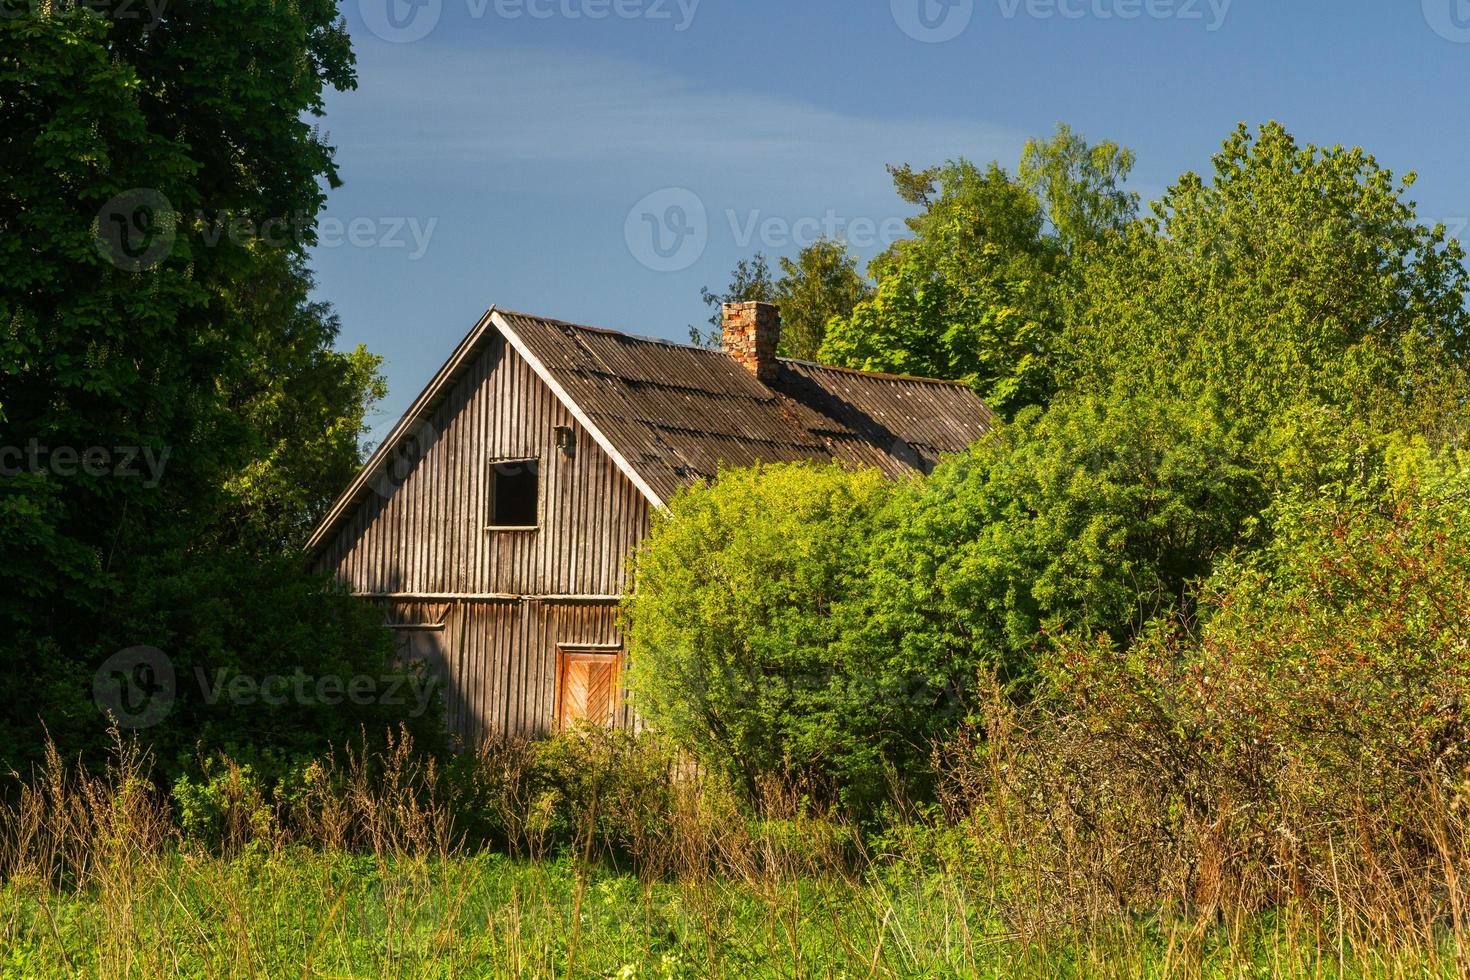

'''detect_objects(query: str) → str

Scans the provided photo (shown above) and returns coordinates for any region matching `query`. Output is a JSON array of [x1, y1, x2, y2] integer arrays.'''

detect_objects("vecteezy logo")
[[93, 646, 176, 730], [95, 189, 176, 272], [359, 0, 442, 42], [624, 188, 708, 273], [1424, 0, 1470, 41], [372, 417, 440, 499], [892, 0, 973, 42]]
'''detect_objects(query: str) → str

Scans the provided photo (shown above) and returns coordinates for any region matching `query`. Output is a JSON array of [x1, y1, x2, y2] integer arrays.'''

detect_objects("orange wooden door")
[[557, 650, 619, 729]]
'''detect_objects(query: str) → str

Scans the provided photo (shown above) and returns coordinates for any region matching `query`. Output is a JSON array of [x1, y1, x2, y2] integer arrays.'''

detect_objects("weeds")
[[1, 714, 1468, 976]]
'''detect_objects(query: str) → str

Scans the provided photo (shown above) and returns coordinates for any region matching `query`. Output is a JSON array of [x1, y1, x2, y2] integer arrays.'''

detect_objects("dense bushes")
[[139, 555, 446, 776], [623, 396, 1268, 810], [931, 446, 1470, 937], [626, 123, 1470, 829], [623, 463, 908, 807], [854, 394, 1264, 689], [622, 403, 1460, 820]]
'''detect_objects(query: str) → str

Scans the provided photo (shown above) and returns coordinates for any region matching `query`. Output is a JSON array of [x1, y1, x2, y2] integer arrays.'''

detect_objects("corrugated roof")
[[497, 310, 994, 503], [306, 307, 995, 554]]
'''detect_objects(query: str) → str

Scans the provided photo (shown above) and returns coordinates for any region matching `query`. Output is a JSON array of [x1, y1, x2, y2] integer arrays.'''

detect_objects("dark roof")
[[306, 307, 994, 552], [498, 310, 993, 503]]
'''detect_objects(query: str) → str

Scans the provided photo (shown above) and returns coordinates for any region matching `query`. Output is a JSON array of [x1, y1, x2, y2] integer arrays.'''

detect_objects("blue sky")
[[310, 0, 1470, 440]]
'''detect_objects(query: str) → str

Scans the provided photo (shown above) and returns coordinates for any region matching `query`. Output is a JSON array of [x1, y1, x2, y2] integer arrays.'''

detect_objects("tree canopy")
[[818, 125, 1138, 415], [640, 122, 1470, 812], [1059, 122, 1469, 454], [691, 241, 871, 359], [0, 1, 419, 776]]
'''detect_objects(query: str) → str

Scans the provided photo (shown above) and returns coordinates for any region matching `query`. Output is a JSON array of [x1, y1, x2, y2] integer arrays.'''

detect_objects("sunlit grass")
[[2, 730, 1466, 978], [2, 850, 1463, 978]]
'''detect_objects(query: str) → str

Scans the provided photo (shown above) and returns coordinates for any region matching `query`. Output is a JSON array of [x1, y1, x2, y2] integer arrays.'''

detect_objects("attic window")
[[488, 459, 539, 529]]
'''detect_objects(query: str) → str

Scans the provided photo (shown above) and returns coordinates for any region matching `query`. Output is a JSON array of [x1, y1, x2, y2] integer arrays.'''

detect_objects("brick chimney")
[[721, 301, 781, 383]]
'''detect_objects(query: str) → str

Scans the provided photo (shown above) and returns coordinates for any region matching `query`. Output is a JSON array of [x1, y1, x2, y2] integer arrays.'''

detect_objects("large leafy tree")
[[821, 127, 1137, 415], [690, 241, 871, 359], [0, 1, 405, 773], [870, 159, 1056, 290], [770, 239, 872, 360], [211, 251, 386, 555], [859, 122, 1470, 697], [820, 161, 1056, 415], [818, 254, 1049, 413], [1060, 122, 1470, 456], [1019, 122, 1139, 252]]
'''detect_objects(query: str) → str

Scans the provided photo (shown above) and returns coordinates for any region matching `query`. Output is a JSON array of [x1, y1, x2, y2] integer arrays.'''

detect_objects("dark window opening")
[[490, 459, 539, 527], [555, 425, 576, 457]]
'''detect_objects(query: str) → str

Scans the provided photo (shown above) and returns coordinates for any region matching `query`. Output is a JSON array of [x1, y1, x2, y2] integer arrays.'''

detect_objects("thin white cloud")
[[326, 44, 1028, 204]]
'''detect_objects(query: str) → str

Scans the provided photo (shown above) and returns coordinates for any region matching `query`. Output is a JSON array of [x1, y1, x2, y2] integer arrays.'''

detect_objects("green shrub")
[[855, 393, 1265, 691], [1163, 440, 1470, 816], [112, 551, 449, 788], [941, 441, 1470, 926], [623, 462, 916, 810], [525, 725, 681, 862], [172, 759, 280, 856], [446, 727, 686, 865]]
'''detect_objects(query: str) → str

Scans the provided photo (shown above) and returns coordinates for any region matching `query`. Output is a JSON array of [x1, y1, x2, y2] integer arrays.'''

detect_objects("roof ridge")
[[500, 310, 974, 389], [497, 309, 730, 357]]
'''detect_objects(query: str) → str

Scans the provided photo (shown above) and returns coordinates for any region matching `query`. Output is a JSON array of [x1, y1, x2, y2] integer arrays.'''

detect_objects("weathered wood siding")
[[317, 330, 650, 743], [316, 331, 651, 597], [385, 599, 630, 747]]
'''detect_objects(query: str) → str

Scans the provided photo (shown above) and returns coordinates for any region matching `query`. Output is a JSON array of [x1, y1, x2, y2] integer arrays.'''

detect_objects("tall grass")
[[1, 723, 1466, 977]]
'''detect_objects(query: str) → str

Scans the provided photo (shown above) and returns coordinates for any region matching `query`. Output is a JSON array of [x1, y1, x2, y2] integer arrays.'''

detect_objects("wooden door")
[[392, 625, 453, 726], [557, 648, 620, 729]]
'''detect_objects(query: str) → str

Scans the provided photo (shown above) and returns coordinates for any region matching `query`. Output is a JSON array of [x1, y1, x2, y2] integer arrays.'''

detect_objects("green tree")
[[854, 394, 1264, 689], [689, 254, 777, 346], [869, 159, 1055, 292], [817, 254, 1048, 413], [0, 1, 406, 773], [821, 129, 1139, 412], [858, 122, 1470, 697], [820, 161, 1057, 414], [691, 243, 871, 359], [212, 252, 387, 555], [1019, 122, 1139, 252], [772, 239, 872, 360], [1060, 122, 1470, 457]]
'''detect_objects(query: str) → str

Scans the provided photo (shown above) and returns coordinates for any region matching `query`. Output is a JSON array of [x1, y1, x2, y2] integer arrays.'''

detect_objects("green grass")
[[2, 849, 1462, 978]]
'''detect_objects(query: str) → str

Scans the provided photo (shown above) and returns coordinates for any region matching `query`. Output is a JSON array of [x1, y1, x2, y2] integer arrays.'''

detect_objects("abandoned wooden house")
[[306, 302, 994, 745]]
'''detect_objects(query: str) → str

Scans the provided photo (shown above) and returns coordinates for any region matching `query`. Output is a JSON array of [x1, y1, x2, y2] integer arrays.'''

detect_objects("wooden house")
[[306, 302, 994, 745]]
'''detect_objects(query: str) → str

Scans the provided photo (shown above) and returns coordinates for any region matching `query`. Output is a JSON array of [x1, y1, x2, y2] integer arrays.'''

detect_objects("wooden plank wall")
[[392, 599, 630, 747], [321, 328, 647, 741], [317, 332, 651, 598]]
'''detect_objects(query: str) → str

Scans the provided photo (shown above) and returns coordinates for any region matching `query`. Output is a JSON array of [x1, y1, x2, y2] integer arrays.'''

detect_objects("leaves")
[[623, 463, 910, 810], [0, 0, 389, 772]]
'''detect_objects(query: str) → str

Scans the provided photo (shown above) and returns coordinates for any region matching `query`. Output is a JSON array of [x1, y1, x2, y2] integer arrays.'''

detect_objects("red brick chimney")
[[721, 301, 781, 383]]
